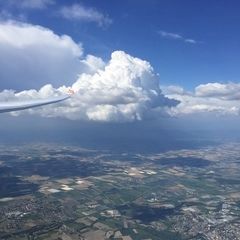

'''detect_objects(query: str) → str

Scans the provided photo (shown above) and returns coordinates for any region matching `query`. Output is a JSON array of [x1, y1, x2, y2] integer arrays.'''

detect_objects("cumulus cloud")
[[195, 82, 240, 100], [59, 4, 112, 27], [164, 83, 240, 116], [158, 30, 198, 44], [1, 51, 177, 122], [0, 20, 178, 122], [0, 21, 103, 90]]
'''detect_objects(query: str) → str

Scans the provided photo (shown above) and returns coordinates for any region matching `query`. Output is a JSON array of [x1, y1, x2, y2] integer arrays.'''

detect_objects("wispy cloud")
[[0, 0, 54, 22], [158, 30, 198, 44], [184, 39, 197, 44], [158, 31, 182, 40], [0, 0, 55, 9], [59, 4, 112, 28], [0, 10, 26, 21], [19, 0, 55, 9]]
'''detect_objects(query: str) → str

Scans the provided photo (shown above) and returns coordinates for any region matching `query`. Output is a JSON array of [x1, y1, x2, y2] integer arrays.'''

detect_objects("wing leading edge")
[[0, 95, 70, 113]]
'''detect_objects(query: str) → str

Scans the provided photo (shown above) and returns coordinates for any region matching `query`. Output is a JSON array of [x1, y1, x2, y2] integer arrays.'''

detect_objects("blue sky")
[[3, 0, 238, 89], [1, 0, 240, 89]]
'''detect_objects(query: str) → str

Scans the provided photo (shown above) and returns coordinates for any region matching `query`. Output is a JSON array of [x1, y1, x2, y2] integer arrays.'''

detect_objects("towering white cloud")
[[0, 20, 177, 122], [4, 51, 177, 122]]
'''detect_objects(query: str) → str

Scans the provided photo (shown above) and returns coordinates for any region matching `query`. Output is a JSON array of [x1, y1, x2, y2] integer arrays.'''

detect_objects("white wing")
[[0, 95, 69, 113]]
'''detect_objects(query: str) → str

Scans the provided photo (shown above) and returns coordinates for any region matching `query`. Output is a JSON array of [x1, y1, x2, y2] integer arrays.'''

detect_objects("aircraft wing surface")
[[0, 95, 69, 113]]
